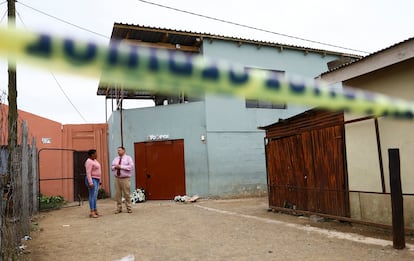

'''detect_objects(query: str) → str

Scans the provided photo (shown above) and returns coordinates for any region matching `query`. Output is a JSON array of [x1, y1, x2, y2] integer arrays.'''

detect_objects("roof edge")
[[319, 37, 414, 83], [113, 22, 361, 58]]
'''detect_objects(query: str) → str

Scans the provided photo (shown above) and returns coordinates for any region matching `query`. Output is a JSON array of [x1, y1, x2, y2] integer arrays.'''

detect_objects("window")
[[245, 68, 286, 109], [245, 99, 287, 109]]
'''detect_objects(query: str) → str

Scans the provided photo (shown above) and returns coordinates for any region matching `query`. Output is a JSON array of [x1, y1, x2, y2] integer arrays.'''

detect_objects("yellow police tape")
[[0, 26, 413, 119]]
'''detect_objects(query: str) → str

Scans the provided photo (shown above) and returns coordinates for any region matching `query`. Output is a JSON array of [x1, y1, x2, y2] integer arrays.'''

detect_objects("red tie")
[[117, 157, 122, 176]]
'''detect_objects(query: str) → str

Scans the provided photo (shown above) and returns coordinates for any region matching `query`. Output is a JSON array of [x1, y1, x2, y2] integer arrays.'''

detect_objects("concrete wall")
[[37, 123, 109, 201], [342, 58, 414, 226], [1, 104, 108, 201], [202, 38, 341, 78], [349, 192, 414, 229], [107, 102, 208, 197], [62, 124, 109, 197], [11, 109, 65, 198], [344, 117, 382, 192], [107, 38, 351, 198], [201, 39, 343, 197]]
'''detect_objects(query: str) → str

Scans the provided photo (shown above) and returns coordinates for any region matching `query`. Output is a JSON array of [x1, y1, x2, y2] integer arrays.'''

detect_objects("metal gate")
[[37, 148, 86, 207]]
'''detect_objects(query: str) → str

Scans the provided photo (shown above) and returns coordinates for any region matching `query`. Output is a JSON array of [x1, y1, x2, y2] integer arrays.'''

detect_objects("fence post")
[[31, 138, 38, 214], [388, 148, 405, 249], [21, 121, 30, 234]]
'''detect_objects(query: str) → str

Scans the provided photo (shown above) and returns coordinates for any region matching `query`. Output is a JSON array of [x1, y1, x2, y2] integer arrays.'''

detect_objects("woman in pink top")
[[84, 149, 102, 218]]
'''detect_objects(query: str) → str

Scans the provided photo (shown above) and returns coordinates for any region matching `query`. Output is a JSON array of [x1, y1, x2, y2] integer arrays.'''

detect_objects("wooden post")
[[388, 148, 405, 249], [6, 0, 18, 186], [2, 1, 18, 259], [7, 0, 17, 156]]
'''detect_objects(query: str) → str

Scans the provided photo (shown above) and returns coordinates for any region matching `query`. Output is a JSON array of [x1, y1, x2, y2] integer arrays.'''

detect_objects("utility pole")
[[6, 0, 18, 218], [1, 1, 18, 260], [7, 0, 17, 180]]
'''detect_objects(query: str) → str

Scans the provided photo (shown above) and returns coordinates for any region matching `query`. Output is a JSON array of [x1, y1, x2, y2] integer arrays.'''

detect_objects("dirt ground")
[[19, 197, 414, 260]]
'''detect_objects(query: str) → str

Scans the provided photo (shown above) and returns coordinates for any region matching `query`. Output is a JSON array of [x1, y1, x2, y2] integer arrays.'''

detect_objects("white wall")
[[345, 117, 382, 192], [341, 58, 414, 226]]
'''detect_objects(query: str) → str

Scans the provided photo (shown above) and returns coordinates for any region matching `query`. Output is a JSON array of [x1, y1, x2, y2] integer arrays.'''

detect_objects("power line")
[[17, 0, 368, 54], [0, 8, 6, 23], [50, 74, 88, 123], [16, 9, 88, 123], [0, 0, 7, 23], [137, 0, 369, 54], [17, 1, 109, 39]]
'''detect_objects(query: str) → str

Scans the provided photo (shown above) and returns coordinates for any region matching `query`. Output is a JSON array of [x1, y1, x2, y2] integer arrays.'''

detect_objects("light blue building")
[[99, 23, 359, 199]]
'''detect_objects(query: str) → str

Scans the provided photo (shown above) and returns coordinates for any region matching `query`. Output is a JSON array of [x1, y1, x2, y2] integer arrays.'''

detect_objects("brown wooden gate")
[[134, 139, 186, 200], [263, 109, 349, 217]]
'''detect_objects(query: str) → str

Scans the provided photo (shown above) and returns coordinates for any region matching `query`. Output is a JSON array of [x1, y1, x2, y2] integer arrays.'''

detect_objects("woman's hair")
[[87, 149, 97, 156]]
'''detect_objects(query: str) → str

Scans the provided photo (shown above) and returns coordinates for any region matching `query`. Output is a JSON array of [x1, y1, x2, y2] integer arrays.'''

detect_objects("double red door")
[[134, 139, 186, 200]]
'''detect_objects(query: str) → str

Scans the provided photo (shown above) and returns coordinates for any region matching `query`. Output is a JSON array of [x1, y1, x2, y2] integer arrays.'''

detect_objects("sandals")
[[89, 213, 99, 218]]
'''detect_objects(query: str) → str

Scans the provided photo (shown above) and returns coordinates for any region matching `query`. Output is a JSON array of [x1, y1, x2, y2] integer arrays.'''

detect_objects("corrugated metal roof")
[[112, 22, 361, 57], [320, 37, 414, 75], [98, 23, 361, 100], [110, 23, 203, 53]]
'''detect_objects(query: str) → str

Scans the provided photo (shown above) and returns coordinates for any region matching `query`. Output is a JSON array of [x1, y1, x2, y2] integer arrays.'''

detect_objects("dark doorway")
[[73, 151, 89, 201], [134, 139, 186, 200]]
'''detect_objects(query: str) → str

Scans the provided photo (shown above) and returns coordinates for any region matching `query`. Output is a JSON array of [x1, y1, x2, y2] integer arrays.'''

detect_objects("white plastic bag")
[[114, 254, 135, 261]]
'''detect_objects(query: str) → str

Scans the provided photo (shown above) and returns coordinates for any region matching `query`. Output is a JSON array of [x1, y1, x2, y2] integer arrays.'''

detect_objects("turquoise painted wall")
[[202, 38, 340, 77], [107, 37, 353, 198], [203, 95, 306, 197], [201, 39, 344, 197], [107, 102, 208, 197]]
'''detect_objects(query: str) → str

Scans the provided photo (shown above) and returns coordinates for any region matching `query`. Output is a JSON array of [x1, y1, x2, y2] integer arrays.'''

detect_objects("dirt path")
[[21, 197, 414, 260]]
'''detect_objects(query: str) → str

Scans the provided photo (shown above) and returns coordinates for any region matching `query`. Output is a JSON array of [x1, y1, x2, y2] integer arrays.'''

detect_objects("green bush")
[[39, 194, 66, 211], [97, 188, 108, 199]]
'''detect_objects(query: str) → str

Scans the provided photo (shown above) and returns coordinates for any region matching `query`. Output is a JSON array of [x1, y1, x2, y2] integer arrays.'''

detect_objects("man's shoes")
[[114, 209, 122, 214], [127, 209, 132, 213]]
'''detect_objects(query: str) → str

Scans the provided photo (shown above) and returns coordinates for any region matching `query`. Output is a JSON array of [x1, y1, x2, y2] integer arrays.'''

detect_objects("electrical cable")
[[16, 9, 88, 123], [50, 73, 88, 123], [17, 1, 109, 39], [136, 0, 370, 54], [0, 8, 6, 23], [17, 0, 369, 55]]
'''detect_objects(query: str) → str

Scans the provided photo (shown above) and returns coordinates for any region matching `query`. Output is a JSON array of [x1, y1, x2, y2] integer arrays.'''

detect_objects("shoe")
[[114, 209, 122, 214], [94, 210, 102, 216], [127, 209, 132, 213], [89, 212, 99, 218]]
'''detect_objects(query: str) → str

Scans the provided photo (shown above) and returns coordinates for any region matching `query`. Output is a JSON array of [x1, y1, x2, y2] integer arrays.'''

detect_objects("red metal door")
[[134, 139, 186, 200]]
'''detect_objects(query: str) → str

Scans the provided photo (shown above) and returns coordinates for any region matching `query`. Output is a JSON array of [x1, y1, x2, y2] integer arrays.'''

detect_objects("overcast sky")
[[0, 0, 413, 124]]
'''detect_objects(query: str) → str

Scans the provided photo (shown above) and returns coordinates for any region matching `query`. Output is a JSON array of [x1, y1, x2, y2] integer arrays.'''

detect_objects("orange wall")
[[62, 124, 110, 197], [0, 104, 109, 201], [1, 104, 62, 148]]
